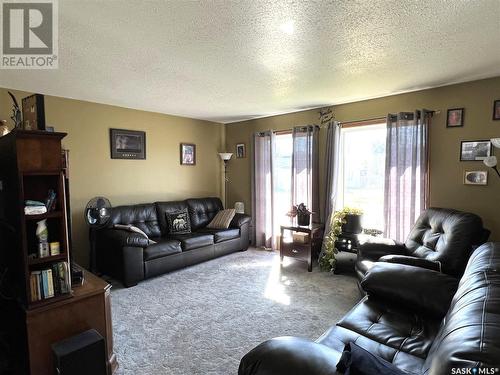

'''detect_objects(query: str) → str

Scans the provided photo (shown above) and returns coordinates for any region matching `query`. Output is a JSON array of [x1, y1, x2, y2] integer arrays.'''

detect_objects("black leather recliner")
[[356, 207, 490, 280], [239, 242, 500, 374], [94, 197, 251, 287]]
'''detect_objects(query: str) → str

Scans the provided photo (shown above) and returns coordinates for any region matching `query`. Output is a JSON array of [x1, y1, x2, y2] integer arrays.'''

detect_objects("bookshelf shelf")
[[28, 253, 67, 266], [28, 292, 73, 310], [25, 211, 63, 221]]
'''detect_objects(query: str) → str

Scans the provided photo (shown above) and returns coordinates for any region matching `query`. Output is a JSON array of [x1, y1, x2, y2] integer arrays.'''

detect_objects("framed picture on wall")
[[236, 143, 246, 158], [460, 140, 492, 161], [446, 108, 464, 128], [110, 128, 146, 159], [493, 100, 500, 121], [464, 170, 488, 186], [180, 143, 196, 165]]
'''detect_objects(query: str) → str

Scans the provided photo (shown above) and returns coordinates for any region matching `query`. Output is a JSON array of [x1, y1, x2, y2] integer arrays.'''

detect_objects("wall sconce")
[[483, 138, 500, 178]]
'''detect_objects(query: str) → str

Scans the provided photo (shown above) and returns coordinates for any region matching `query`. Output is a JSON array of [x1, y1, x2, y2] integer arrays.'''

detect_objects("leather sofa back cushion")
[[109, 204, 161, 238], [155, 201, 189, 236], [423, 242, 500, 372], [186, 197, 223, 230], [404, 207, 485, 277]]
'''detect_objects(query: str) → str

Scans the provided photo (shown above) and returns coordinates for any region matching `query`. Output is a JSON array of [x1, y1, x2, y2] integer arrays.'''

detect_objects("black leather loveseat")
[[94, 197, 251, 287], [240, 242, 500, 374]]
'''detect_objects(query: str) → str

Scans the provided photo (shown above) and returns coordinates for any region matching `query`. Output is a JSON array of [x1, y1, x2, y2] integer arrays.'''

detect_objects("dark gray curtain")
[[252, 131, 276, 249], [384, 110, 431, 241], [322, 121, 341, 238], [292, 125, 320, 223]]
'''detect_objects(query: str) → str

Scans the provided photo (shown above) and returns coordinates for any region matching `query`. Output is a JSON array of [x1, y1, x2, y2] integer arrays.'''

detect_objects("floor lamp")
[[218, 152, 233, 207]]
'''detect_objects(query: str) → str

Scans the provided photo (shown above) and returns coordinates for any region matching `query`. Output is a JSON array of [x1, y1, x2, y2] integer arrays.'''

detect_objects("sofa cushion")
[[155, 201, 189, 236], [332, 298, 440, 359], [108, 203, 161, 238], [169, 233, 214, 251], [143, 239, 182, 261], [166, 209, 192, 234], [197, 228, 240, 243], [317, 325, 425, 374], [186, 197, 223, 230]]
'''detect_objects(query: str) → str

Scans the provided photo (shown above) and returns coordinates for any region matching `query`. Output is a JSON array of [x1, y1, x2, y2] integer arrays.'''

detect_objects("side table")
[[280, 222, 324, 272]]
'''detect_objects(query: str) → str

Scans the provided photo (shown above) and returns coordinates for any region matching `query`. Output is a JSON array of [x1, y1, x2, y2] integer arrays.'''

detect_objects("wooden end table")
[[280, 222, 324, 272]]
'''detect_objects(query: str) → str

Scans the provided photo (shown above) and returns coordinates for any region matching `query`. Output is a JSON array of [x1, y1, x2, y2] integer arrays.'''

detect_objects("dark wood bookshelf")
[[0, 129, 72, 308]]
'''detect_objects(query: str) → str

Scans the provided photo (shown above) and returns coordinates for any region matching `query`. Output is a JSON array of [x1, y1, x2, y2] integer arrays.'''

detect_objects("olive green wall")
[[225, 76, 500, 240], [1, 88, 225, 266]]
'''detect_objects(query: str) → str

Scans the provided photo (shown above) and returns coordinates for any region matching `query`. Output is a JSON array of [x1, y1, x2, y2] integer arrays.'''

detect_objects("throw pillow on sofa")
[[207, 209, 236, 229], [113, 224, 157, 244], [166, 209, 192, 234]]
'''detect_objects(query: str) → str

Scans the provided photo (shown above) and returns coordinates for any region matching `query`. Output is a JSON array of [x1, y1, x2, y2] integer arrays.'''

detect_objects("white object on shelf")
[[234, 202, 244, 214]]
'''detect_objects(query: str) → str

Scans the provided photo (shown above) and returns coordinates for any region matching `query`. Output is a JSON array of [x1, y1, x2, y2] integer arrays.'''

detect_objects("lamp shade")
[[218, 153, 233, 161], [483, 155, 498, 168], [491, 138, 500, 149]]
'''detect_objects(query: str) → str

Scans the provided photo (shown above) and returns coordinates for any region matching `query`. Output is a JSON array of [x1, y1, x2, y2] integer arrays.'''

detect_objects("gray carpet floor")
[[110, 248, 361, 375]]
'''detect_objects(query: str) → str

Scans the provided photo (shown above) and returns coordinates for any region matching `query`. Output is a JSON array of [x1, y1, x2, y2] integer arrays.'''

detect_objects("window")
[[273, 133, 293, 232], [337, 122, 387, 231]]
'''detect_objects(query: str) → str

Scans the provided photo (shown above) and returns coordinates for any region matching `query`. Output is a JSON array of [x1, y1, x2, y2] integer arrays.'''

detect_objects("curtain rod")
[[338, 110, 441, 127]]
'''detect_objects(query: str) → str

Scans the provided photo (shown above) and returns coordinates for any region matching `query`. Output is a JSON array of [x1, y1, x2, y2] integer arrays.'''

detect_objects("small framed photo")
[[464, 170, 488, 186], [446, 108, 464, 128], [110, 128, 146, 159], [460, 140, 492, 161], [493, 100, 500, 121], [236, 143, 246, 158], [180, 143, 196, 165]]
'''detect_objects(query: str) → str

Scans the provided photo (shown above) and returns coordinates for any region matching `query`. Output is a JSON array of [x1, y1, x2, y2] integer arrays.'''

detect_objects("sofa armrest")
[[96, 228, 149, 248], [379, 255, 441, 272], [230, 213, 252, 229], [239, 337, 341, 375], [357, 237, 407, 261], [360, 263, 459, 318]]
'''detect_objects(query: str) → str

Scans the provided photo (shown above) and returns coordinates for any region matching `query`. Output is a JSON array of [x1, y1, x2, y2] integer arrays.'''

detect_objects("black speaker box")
[[52, 329, 106, 375]]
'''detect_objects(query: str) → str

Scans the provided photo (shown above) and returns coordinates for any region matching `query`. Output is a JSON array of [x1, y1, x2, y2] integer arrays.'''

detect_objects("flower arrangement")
[[319, 207, 363, 272]]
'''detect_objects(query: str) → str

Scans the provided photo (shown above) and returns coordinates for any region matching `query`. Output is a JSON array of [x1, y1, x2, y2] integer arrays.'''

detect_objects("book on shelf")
[[30, 261, 70, 303]]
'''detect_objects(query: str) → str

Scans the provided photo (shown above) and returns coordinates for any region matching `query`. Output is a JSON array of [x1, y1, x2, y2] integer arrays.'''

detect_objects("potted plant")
[[320, 207, 363, 272], [287, 203, 313, 226]]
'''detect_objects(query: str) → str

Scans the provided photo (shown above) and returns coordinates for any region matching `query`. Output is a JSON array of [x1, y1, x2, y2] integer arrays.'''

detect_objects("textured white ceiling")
[[1, 0, 500, 123]]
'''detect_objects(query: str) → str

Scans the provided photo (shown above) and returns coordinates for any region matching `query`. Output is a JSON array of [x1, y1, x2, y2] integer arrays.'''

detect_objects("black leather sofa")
[[356, 207, 490, 280], [239, 242, 500, 374], [94, 197, 251, 287]]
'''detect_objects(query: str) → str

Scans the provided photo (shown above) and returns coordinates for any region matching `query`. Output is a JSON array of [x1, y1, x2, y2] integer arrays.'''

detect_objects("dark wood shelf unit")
[[0, 129, 72, 308]]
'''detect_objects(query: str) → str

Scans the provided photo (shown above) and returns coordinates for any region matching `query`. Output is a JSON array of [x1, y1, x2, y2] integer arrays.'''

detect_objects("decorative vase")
[[341, 214, 362, 234], [297, 213, 310, 226]]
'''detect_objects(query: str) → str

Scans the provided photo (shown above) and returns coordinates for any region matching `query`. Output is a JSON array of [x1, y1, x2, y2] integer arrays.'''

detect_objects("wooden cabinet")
[[24, 269, 117, 375]]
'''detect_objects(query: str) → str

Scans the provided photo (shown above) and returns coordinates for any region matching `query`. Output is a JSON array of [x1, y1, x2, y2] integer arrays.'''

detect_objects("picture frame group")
[[460, 140, 492, 161]]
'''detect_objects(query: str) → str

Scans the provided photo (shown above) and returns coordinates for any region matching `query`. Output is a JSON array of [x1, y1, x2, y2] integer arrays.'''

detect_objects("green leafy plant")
[[320, 207, 363, 272]]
